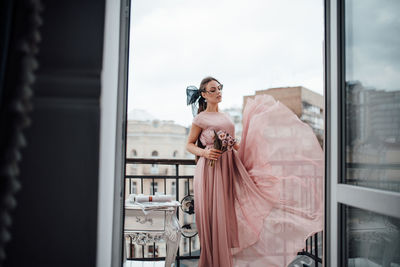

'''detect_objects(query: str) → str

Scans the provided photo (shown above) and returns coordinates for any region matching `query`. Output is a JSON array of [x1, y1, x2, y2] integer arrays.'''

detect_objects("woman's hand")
[[202, 148, 222, 160]]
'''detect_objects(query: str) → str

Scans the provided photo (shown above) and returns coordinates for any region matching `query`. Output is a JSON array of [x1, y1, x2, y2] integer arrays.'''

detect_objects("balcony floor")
[[124, 255, 319, 267], [124, 261, 164, 267], [124, 260, 198, 267]]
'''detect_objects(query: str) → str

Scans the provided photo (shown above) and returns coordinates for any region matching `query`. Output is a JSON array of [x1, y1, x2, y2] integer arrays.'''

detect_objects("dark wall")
[[4, 0, 105, 266]]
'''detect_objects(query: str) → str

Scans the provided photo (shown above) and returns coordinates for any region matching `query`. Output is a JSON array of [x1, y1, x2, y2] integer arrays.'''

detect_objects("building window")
[[171, 181, 176, 195], [173, 150, 178, 157], [151, 165, 158, 174], [302, 101, 321, 115], [130, 150, 138, 174], [131, 181, 137, 194], [150, 182, 158, 195], [151, 150, 159, 174]]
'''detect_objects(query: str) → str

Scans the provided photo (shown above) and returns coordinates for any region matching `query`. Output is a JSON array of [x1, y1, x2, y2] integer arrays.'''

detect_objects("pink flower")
[[228, 139, 235, 146], [222, 139, 228, 146], [217, 130, 227, 140]]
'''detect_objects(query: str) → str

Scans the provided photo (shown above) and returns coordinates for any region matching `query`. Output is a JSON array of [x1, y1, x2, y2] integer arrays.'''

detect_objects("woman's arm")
[[186, 124, 222, 160], [186, 124, 205, 157]]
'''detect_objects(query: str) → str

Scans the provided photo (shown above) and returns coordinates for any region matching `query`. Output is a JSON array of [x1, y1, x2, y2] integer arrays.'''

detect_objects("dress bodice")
[[192, 112, 235, 147]]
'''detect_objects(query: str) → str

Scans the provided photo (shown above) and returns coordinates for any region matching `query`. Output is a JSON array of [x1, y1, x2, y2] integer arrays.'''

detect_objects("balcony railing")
[[125, 158, 323, 266]]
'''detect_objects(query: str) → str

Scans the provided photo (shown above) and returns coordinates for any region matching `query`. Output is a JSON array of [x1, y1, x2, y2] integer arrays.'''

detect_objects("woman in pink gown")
[[186, 77, 324, 267]]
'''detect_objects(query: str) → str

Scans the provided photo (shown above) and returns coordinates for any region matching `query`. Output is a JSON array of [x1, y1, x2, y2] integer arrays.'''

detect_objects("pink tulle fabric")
[[192, 95, 324, 267]]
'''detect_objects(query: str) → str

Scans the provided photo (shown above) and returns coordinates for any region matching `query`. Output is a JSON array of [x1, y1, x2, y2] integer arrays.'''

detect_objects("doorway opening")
[[121, 1, 326, 266]]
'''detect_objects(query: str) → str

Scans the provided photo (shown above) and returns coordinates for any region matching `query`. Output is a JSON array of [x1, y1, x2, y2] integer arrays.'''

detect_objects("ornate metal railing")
[[124, 158, 323, 266]]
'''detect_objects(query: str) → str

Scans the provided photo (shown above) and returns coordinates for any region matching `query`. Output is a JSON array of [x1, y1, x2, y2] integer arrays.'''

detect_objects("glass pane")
[[345, 205, 400, 266], [344, 0, 400, 192]]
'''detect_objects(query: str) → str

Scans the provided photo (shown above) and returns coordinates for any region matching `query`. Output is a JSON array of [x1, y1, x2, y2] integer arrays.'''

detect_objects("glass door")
[[326, 0, 400, 266]]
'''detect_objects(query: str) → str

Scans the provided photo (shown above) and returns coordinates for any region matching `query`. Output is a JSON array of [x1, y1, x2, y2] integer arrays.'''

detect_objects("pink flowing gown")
[[192, 95, 324, 267]]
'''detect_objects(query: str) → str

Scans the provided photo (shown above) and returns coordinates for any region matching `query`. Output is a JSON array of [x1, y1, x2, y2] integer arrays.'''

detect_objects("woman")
[[186, 76, 323, 267]]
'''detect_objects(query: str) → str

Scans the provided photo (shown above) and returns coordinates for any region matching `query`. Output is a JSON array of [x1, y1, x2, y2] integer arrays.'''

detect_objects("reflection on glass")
[[345, 0, 400, 192], [345, 206, 400, 266]]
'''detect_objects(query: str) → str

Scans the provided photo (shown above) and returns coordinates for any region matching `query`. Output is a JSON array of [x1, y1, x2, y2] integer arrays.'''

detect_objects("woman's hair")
[[195, 76, 221, 163]]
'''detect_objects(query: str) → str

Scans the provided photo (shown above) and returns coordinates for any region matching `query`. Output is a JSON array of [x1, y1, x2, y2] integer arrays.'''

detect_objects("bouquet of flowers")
[[209, 130, 237, 167]]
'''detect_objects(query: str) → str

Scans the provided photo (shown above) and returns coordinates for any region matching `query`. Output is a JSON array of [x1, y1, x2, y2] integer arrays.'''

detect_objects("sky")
[[128, 0, 324, 127]]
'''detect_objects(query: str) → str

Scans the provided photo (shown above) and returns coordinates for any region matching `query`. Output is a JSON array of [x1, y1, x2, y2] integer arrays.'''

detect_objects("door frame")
[[97, 0, 131, 266]]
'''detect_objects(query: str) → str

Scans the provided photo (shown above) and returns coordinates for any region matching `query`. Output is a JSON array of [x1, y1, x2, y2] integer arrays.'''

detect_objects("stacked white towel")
[[128, 194, 173, 203]]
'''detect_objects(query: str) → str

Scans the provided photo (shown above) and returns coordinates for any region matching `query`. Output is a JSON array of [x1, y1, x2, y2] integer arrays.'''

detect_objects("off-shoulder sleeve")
[[192, 113, 205, 129]]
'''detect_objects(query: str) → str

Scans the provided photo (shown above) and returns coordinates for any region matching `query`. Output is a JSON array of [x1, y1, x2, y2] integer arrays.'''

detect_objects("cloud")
[[128, 0, 324, 126]]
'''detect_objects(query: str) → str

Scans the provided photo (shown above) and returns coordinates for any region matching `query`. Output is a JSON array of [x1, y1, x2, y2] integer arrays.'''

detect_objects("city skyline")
[[127, 85, 324, 128]]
